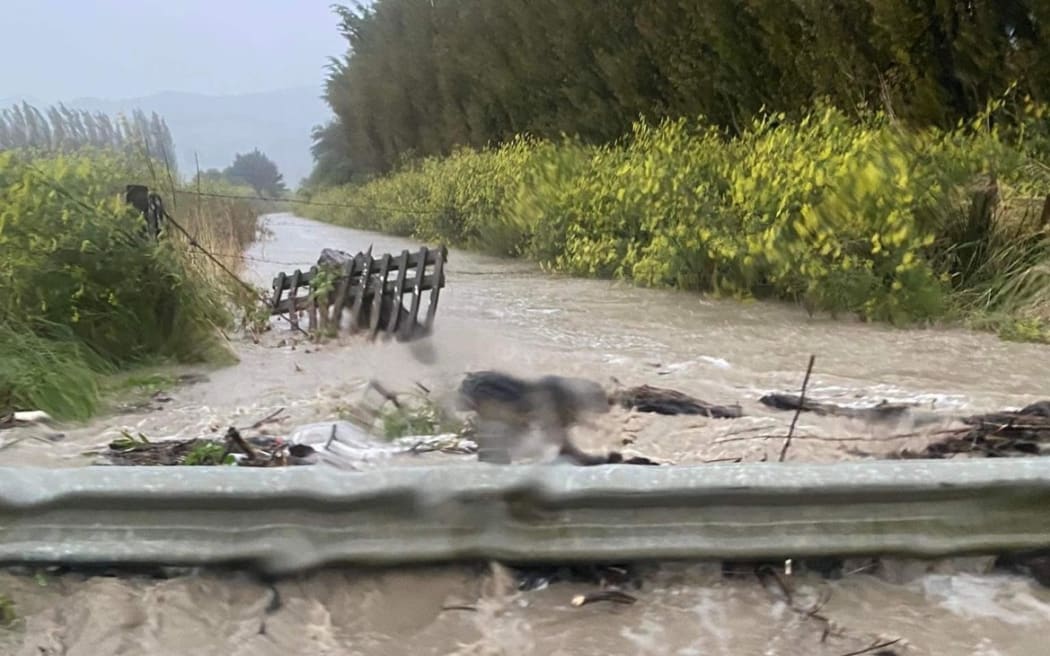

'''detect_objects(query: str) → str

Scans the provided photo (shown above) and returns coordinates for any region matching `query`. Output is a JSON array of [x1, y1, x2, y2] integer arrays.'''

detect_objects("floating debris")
[[614, 384, 742, 418], [601, 451, 660, 466], [97, 421, 476, 468], [0, 410, 55, 430], [897, 400, 1050, 459], [513, 563, 639, 592], [571, 590, 638, 607], [759, 393, 916, 423], [100, 428, 289, 467]]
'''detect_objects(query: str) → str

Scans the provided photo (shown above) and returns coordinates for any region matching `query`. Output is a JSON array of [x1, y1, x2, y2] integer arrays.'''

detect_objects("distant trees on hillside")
[[309, 0, 1049, 183]]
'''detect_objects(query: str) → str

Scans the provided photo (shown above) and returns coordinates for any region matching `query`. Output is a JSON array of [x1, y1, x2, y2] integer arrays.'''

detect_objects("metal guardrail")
[[2, 460, 1050, 575]]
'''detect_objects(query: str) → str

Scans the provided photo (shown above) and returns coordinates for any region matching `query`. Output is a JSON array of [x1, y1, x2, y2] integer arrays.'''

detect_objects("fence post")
[[124, 184, 165, 240]]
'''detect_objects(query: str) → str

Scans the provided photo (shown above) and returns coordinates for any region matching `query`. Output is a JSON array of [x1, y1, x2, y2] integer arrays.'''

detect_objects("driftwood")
[[566, 448, 659, 466], [758, 394, 1050, 459], [897, 401, 1050, 459], [967, 400, 1050, 423], [603, 451, 660, 465], [760, 393, 915, 423], [614, 385, 743, 418], [571, 590, 638, 606]]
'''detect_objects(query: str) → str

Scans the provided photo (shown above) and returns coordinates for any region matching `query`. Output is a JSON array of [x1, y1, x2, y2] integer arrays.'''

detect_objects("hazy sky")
[[2, 0, 349, 101]]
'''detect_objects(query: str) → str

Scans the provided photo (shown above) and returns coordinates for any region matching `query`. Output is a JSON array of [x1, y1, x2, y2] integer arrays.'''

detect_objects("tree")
[[222, 149, 287, 197], [308, 0, 1050, 184], [303, 119, 359, 189]]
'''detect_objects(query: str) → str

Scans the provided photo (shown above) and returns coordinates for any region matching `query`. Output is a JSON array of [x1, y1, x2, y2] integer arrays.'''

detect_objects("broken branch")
[[225, 427, 259, 460], [838, 638, 902, 656], [244, 407, 287, 430]]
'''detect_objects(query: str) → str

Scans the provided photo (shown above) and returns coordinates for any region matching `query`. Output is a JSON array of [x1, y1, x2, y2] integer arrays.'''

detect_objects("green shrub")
[[304, 103, 1050, 340], [0, 149, 261, 419], [0, 150, 233, 364]]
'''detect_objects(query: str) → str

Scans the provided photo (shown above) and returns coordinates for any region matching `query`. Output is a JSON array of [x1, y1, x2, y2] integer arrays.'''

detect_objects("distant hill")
[[59, 87, 332, 189]]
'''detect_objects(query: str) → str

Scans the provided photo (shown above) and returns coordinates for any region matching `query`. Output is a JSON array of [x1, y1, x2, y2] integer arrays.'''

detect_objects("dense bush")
[[0, 149, 260, 419], [304, 103, 1050, 340]]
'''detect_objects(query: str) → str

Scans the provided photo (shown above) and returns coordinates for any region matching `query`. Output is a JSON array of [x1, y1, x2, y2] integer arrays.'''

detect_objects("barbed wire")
[[194, 249, 521, 277], [171, 188, 444, 215], [17, 169, 479, 336], [18, 165, 311, 336], [199, 252, 318, 269]]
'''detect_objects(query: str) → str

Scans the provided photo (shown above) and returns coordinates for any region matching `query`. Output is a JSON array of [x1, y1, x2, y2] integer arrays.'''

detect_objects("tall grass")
[[0, 149, 262, 420], [304, 103, 1050, 341], [173, 177, 267, 297], [0, 323, 107, 421]]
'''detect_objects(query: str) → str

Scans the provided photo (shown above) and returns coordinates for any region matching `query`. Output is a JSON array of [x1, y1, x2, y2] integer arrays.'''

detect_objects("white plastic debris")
[[12, 410, 54, 425], [285, 421, 476, 470]]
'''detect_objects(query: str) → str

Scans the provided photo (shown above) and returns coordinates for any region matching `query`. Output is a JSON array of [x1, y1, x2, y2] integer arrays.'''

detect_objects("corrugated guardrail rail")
[[2, 460, 1050, 575]]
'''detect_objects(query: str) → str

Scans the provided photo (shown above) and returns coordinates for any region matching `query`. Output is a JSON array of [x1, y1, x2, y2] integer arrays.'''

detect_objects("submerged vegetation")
[[303, 1, 1050, 342], [0, 106, 263, 421]]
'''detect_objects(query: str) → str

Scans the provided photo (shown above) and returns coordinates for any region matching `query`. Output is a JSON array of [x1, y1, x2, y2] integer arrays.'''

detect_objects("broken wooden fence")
[[270, 245, 448, 340]]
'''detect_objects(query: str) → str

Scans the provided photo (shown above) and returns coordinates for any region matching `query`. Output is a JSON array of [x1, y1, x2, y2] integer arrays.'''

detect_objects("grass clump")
[[0, 149, 261, 420], [379, 395, 463, 440], [0, 323, 106, 421], [349, 384, 465, 441], [380, 400, 453, 440], [182, 441, 235, 466], [304, 100, 1050, 341], [0, 592, 14, 627]]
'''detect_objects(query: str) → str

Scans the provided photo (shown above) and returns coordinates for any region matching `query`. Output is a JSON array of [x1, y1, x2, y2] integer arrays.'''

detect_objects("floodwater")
[[2, 212, 1050, 654]]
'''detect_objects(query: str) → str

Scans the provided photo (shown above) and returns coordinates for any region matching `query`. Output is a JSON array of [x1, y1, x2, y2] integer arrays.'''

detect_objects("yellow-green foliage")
[[0, 149, 261, 419], [305, 104, 1050, 338], [0, 150, 229, 362], [304, 137, 546, 255]]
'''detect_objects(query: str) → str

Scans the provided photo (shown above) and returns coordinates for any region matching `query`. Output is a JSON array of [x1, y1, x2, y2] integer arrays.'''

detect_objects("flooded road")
[[7, 212, 1048, 467], [2, 213, 1050, 654]]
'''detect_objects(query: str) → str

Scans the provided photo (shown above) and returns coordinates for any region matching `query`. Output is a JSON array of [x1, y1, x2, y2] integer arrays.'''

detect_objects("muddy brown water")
[[2, 212, 1050, 655]]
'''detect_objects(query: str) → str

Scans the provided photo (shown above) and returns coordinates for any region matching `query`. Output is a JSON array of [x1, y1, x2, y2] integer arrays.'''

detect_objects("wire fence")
[[170, 188, 445, 215], [19, 166, 470, 335]]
